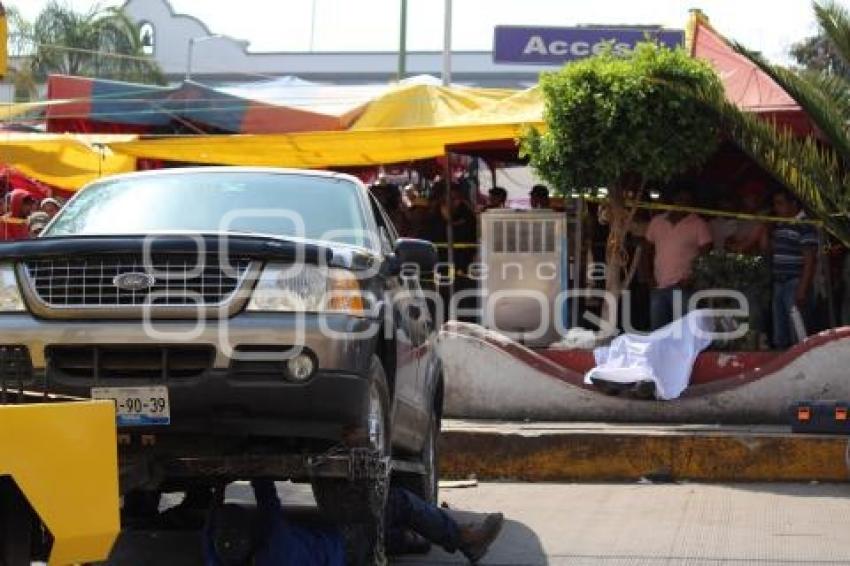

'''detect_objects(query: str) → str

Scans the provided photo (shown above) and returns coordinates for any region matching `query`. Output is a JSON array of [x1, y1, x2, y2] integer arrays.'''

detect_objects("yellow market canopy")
[[0, 83, 545, 189], [105, 85, 544, 170], [106, 122, 536, 169], [350, 83, 518, 130], [0, 134, 137, 190], [447, 86, 543, 126]]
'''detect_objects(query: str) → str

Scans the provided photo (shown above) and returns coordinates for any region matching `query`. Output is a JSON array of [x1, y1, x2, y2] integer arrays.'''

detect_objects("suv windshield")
[[44, 171, 371, 247]]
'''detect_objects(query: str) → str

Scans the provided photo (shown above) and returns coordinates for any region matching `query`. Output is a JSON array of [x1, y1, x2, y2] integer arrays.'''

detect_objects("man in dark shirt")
[[206, 479, 345, 566], [770, 192, 818, 348], [205, 481, 504, 566], [529, 185, 550, 209]]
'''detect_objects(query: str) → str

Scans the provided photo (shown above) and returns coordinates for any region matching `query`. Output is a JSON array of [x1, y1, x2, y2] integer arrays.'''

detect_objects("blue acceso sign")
[[493, 26, 685, 65]]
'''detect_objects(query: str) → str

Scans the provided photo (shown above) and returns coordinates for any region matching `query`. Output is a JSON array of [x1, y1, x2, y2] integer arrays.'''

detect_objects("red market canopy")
[[689, 11, 812, 134], [0, 166, 53, 199]]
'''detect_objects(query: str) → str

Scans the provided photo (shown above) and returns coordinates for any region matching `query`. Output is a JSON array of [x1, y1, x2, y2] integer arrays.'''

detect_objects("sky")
[[10, 0, 844, 64]]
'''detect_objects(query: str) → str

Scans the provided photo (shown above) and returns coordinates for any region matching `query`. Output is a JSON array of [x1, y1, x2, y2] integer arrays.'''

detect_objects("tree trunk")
[[601, 183, 629, 330]]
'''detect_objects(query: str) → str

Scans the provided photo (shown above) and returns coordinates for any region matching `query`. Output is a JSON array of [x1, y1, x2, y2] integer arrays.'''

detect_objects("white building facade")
[[121, 0, 549, 87]]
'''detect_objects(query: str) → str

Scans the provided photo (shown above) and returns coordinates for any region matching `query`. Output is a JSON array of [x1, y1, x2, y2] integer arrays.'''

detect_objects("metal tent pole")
[[820, 227, 836, 328], [309, 0, 318, 51], [442, 0, 452, 86], [443, 154, 455, 300], [397, 0, 408, 80]]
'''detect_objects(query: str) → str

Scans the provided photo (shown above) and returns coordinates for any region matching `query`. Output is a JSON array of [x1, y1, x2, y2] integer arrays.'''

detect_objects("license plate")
[[91, 386, 170, 426]]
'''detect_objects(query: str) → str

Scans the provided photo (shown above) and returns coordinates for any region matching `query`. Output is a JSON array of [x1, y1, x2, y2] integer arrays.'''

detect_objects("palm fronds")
[[798, 70, 850, 120], [677, 77, 850, 244], [719, 100, 850, 244], [814, 0, 850, 70], [732, 42, 850, 159], [699, 2, 850, 245]]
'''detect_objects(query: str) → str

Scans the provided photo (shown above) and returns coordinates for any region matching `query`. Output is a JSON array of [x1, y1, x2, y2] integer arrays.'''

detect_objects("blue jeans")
[[650, 286, 690, 331], [386, 487, 460, 554], [772, 278, 808, 349]]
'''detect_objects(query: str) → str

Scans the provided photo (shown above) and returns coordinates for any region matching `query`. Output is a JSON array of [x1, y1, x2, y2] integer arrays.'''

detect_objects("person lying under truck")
[[204, 479, 504, 566]]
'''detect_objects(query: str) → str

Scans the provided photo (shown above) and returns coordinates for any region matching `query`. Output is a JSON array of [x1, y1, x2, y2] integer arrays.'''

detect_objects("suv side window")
[[369, 194, 397, 254]]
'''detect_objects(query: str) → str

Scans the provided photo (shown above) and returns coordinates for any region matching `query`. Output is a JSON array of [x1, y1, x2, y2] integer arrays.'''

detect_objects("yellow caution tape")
[[580, 195, 823, 226], [432, 242, 480, 249], [425, 198, 824, 253]]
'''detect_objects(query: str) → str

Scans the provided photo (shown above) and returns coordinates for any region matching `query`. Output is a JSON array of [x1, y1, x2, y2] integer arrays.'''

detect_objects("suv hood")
[[0, 233, 334, 264]]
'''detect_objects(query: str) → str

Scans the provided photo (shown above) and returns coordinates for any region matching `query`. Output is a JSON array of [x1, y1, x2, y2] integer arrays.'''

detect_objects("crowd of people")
[[370, 174, 827, 351], [368, 178, 552, 243], [641, 183, 819, 349], [368, 178, 552, 323], [0, 189, 64, 239]]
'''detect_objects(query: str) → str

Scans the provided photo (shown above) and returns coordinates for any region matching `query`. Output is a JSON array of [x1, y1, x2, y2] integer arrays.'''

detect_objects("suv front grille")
[[47, 345, 215, 380], [23, 255, 253, 308]]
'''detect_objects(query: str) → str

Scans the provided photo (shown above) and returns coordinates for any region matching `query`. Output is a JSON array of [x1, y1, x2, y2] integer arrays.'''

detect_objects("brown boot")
[[457, 513, 504, 564]]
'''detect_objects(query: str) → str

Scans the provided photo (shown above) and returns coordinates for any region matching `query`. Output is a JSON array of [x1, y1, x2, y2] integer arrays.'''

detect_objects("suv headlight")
[[0, 264, 25, 312], [247, 263, 368, 315]]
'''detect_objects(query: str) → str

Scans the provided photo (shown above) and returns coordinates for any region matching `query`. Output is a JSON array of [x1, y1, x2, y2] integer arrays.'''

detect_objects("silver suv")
[[0, 168, 442, 550]]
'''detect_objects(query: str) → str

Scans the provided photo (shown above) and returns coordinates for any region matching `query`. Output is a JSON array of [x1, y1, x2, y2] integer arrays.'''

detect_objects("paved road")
[[109, 482, 850, 565]]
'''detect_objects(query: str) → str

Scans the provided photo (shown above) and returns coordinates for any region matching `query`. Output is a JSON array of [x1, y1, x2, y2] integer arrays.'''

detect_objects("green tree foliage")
[[521, 42, 724, 318], [11, 1, 163, 99], [7, 6, 34, 59], [7, 6, 37, 100], [522, 42, 723, 194], [791, 33, 849, 76]]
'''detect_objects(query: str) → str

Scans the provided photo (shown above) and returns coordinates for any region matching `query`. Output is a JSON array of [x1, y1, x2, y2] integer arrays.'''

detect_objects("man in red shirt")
[[644, 187, 713, 330]]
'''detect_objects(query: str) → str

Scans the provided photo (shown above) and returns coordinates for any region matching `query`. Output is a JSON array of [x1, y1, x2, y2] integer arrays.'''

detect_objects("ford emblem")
[[113, 272, 156, 292]]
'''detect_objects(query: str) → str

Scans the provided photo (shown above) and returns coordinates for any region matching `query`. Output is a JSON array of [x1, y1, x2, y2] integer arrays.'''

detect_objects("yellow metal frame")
[[0, 401, 119, 565]]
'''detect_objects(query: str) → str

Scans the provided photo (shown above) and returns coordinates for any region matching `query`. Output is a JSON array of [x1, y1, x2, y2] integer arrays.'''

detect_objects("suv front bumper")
[[0, 311, 380, 442]]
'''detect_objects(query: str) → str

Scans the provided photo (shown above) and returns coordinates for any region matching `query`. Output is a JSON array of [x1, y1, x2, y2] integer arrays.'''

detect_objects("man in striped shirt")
[[770, 192, 818, 349]]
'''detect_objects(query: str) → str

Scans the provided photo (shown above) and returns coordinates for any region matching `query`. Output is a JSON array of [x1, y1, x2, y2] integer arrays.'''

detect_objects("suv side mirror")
[[392, 238, 437, 273]]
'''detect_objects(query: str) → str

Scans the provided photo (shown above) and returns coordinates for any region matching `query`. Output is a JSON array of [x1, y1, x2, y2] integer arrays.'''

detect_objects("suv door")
[[369, 195, 424, 450], [403, 264, 435, 394]]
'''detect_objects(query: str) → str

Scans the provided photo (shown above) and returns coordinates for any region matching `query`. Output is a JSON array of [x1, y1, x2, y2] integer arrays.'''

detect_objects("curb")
[[438, 423, 850, 482]]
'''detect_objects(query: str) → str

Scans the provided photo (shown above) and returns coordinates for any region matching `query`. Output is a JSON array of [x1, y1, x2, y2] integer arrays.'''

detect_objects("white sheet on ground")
[[584, 310, 714, 400]]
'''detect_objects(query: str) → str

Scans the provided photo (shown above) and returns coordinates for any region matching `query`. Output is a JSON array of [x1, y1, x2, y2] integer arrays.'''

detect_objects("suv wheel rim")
[[367, 382, 385, 452]]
